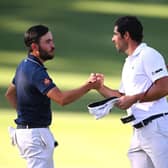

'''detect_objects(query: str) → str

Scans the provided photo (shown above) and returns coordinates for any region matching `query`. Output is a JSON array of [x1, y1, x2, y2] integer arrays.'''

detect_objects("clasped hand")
[[87, 73, 104, 90]]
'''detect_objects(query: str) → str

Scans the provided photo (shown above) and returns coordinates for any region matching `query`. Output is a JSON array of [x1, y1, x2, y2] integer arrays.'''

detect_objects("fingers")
[[95, 73, 104, 82], [115, 96, 135, 110], [90, 73, 104, 80], [88, 73, 97, 83], [87, 73, 104, 90]]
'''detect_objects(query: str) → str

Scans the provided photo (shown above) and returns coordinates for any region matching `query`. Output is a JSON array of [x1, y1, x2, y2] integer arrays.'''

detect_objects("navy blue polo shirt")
[[13, 55, 56, 126]]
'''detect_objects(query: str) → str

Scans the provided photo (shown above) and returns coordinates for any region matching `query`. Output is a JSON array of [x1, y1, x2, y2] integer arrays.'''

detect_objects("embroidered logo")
[[152, 68, 163, 75], [44, 78, 51, 85]]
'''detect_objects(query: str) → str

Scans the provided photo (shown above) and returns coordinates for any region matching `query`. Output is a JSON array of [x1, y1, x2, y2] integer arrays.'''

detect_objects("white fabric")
[[88, 98, 119, 119], [128, 115, 168, 168], [8, 127, 55, 168], [119, 43, 168, 124], [8, 126, 17, 146]]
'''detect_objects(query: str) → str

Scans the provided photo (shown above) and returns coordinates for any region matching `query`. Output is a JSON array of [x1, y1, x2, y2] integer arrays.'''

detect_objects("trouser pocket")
[[8, 126, 17, 146]]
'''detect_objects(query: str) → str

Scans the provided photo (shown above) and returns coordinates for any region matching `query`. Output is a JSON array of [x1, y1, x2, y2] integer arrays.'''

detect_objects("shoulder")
[[32, 66, 49, 80], [140, 45, 164, 63], [141, 45, 163, 57]]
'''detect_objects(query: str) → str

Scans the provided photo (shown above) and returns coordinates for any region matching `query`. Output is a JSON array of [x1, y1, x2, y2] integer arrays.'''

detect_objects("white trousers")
[[128, 115, 168, 168], [9, 127, 55, 168]]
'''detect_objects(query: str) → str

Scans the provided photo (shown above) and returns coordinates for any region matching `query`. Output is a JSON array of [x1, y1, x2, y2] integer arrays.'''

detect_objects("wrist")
[[85, 81, 93, 91], [96, 84, 104, 92], [134, 93, 145, 103]]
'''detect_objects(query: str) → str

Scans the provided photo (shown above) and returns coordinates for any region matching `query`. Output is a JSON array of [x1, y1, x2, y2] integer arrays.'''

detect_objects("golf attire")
[[9, 55, 57, 168], [119, 43, 168, 168]]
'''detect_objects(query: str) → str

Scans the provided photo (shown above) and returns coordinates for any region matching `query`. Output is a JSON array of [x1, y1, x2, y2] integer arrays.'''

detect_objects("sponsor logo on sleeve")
[[152, 68, 163, 75], [44, 78, 51, 85]]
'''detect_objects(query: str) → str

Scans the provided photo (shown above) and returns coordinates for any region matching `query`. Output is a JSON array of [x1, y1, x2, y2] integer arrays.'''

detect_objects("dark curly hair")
[[24, 25, 49, 52], [114, 16, 143, 43]]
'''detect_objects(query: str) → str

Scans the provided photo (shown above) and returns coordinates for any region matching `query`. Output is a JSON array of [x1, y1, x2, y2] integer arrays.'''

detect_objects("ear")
[[31, 43, 40, 56], [124, 31, 130, 40], [31, 43, 39, 51]]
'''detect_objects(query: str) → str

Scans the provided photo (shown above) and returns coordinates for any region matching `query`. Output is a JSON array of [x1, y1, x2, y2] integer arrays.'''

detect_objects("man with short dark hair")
[[96, 16, 168, 168], [5, 24, 101, 168]]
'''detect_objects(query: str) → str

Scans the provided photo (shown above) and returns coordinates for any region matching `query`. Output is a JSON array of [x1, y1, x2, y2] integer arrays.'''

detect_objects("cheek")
[[112, 36, 117, 42], [113, 36, 121, 43], [114, 39, 121, 47], [40, 44, 50, 51]]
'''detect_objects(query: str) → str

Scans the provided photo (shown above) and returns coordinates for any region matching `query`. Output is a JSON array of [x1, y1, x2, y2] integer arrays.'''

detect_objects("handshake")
[[87, 73, 104, 90], [86, 73, 118, 119]]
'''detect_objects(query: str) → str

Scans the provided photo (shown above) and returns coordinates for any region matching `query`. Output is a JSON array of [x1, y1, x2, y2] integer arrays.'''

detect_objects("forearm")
[[97, 85, 123, 98], [5, 84, 17, 109], [134, 77, 168, 103], [48, 82, 96, 106], [135, 87, 168, 103], [6, 96, 17, 109], [60, 82, 92, 105]]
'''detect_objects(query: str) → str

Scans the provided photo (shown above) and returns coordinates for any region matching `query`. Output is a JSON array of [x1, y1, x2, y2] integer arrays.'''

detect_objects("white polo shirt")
[[119, 43, 168, 124]]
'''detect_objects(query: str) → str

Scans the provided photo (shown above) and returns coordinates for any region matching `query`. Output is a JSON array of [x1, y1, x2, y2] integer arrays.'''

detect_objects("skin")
[[30, 31, 55, 62], [96, 26, 168, 110], [5, 31, 102, 108]]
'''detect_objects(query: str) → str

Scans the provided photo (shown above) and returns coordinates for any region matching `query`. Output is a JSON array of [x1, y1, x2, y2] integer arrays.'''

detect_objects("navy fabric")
[[13, 55, 56, 126]]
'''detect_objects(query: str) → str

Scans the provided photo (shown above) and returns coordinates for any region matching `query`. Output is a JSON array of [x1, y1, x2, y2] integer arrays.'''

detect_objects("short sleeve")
[[142, 48, 168, 82], [32, 68, 56, 94]]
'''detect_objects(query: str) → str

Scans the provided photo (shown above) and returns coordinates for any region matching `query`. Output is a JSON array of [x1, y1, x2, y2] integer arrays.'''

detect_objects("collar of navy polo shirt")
[[27, 54, 45, 68]]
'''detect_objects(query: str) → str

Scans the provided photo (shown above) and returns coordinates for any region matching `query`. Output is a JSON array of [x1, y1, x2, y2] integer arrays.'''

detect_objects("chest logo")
[[44, 78, 51, 85]]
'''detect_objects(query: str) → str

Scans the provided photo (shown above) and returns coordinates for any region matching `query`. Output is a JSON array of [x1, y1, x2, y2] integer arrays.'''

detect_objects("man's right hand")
[[87, 73, 104, 90]]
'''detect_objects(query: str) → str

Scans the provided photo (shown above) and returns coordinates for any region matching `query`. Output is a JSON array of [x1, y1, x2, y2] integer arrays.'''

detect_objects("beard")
[[115, 41, 128, 54], [39, 47, 55, 61]]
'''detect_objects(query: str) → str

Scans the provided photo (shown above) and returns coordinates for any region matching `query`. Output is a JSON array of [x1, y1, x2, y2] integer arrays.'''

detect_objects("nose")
[[52, 41, 55, 47], [112, 36, 115, 43], [51, 42, 55, 49]]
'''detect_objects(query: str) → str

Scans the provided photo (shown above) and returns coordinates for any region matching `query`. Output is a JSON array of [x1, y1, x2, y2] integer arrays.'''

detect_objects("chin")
[[116, 48, 120, 52], [48, 56, 54, 60], [50, 54, 54, 59]]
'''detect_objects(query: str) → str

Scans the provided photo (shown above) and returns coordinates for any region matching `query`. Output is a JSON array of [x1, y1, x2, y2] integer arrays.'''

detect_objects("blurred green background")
[[1, 0, 168, 167]]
